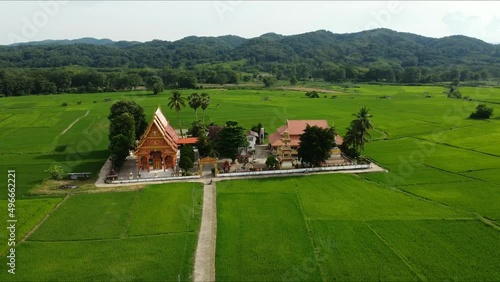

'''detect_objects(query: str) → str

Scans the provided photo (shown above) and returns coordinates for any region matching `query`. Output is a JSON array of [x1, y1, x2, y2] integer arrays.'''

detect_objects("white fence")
[[110, 175, 200, 184], [218, 164, 371, 178]]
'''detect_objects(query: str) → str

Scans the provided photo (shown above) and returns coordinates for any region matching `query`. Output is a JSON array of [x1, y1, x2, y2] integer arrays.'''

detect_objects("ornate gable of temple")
[[135, 108, 179, 154]]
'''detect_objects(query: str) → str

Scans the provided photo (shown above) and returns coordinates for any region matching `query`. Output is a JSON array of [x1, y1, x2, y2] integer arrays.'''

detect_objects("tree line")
[[0, 62, 495, 97]]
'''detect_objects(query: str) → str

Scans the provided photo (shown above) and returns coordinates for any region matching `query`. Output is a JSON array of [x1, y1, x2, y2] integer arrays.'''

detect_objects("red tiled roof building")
[[269, 120, 343, 150]]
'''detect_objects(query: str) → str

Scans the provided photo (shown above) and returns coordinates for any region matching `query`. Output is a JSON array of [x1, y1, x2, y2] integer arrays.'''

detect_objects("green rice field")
[[216, 175, 499, 281], [0, 84, 499, 280], [0, 183, 202, 281]]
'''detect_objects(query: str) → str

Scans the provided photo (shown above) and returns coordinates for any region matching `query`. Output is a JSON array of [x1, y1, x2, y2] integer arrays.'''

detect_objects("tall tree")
[[215, 120, 249, 160], [168, 90, 186, 137], [108, 100, 148, 140], [297, 125, 336, 166], [109, 113, 135, 147], [200, 93, 211, 122], [188, 120, 208, 137], [195, 129, 215, 158], [188, 93, 202, 120], [146, 75, 164, 95], [127, 73, 143, 90], [109, 134, 131, 169]]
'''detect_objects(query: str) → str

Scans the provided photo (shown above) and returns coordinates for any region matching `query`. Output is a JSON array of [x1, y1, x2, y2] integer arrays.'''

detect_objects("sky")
[[0, 1, 499, 45]]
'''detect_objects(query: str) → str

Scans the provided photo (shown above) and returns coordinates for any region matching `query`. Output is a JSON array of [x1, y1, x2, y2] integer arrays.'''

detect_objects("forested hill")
[[1, 28, 498, 71], [1, 28, 499, 97]]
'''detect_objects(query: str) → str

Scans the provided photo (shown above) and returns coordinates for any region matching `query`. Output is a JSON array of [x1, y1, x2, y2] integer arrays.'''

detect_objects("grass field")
[[127, 183, 203, 236], [0, 183, 202, 281], [0, 197, 63, 254], [210, 85, 500, 281], [0, 84, 499, 280], [216, 175, 499, 281], [0, 234, 196, 281], [0, 84, 499, 197], [216, 193, 322, 281], [29, 192, 138, 241]]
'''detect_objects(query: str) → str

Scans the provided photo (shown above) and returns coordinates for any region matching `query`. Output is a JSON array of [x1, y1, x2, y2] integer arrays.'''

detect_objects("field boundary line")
[[412, 136, 500, 158], [389, 182, 495, 221], [420, 164, 487, 182], [294, 184, 327, 282], [473, 213, 500, 231], [19, 194, 70, 244], [60, 110, 90, 135], [25, 231, 195, 243], [359, 177, 455, 210], [397, 180, 475, 187], [364, 221, 427, 282], [121, 190, 142, 238], [0, 113, 13, 123]]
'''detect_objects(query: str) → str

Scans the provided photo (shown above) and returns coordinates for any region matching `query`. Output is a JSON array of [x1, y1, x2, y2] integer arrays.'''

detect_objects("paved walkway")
[[95, 159, 112, 188], [194, 181, 217, 282]]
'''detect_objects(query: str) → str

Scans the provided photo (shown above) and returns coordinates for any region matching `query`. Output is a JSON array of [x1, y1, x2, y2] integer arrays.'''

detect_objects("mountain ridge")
[[7, 29, 498, 47], [0, 28, 498, 78]]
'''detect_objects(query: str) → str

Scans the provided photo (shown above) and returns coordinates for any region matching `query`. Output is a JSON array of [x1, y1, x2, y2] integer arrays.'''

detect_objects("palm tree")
[[168, 90, 186, 137], [200, 93, 211, 123], [352, 106, 373, 134], [344, 107, 373, 154], [188, 93, 201, 120]]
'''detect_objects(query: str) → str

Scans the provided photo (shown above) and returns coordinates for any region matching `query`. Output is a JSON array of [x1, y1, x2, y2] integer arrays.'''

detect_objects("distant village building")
[[247, 130, 259, 151], [134, 108, 197, 174]]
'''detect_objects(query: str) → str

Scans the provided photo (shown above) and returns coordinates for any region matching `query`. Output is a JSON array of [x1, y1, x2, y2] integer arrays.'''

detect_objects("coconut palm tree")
[[352, 106, 373, 134], [200, 93, 211, 123], [344, 107, 373, 154], [168, 90, 186, 137], [188, 93, 201, 120]]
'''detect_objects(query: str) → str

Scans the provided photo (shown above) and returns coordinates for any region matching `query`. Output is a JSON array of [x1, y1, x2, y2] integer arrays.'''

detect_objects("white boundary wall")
[[110, 175, 200, 184], [218, 164, 371, 178]]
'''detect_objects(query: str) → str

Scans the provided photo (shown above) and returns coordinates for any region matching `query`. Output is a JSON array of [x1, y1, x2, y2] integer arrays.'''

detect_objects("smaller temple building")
[[269, 120, 343, 159], [269, 120, 343, 149]]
